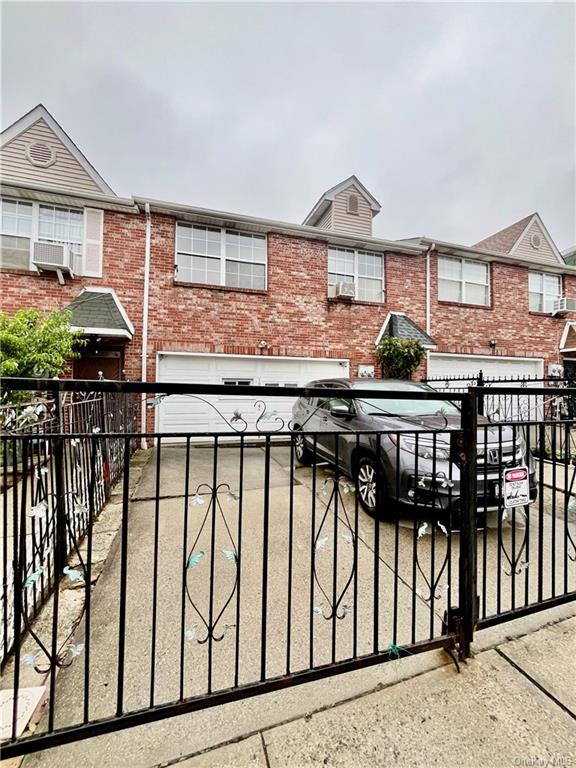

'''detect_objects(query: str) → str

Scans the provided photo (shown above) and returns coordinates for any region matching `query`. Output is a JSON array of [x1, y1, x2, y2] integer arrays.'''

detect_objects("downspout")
[[140, 202, 151, 448], [425, 242, 435, 336], [425, 242, 435, 377]]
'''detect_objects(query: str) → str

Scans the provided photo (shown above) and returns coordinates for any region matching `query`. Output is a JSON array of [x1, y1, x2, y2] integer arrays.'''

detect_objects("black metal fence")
[[0, 378, 574, 758], [0, 391, 138, 665]]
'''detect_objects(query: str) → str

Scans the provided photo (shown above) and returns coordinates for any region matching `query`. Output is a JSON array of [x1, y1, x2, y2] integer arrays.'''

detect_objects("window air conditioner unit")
[[552, 297, 576, 316], [334, 281, 355, 299], [32, 242, 74, 283]]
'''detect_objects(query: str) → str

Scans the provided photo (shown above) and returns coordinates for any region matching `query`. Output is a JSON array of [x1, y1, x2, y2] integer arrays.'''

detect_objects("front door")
[[75, 349, 123, 380]]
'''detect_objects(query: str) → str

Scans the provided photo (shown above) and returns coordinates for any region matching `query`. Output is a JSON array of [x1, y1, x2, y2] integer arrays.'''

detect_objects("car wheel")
[[355, 456, 387, 516], [293, 429, 314, 465]]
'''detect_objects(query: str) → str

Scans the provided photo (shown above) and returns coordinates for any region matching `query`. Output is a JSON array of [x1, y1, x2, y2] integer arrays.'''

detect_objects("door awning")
[[375, 312, 436, 348], [63, 288, 134, 339]]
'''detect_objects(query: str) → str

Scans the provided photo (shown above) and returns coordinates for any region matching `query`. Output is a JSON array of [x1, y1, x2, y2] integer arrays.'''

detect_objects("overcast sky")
[[2, 2, 575, 249]]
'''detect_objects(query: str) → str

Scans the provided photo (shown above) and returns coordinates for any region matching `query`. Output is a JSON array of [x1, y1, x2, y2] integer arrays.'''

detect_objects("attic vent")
[[347, 194, 359, 215], [530, 233, 542, 250], [26, 142, 56, 168]]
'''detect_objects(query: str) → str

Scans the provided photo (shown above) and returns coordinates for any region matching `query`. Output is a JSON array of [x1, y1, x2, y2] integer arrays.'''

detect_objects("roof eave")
[[422, 237, 576, 274], [0, 178, 137, 212], [134, 195, 425, 255]]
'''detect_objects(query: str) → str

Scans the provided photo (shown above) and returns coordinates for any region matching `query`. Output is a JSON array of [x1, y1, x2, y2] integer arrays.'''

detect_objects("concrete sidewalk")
[[167, 613, 576, 768]]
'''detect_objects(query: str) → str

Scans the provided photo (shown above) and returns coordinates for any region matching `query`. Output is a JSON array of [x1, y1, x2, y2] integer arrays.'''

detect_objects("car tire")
[[355, 455, 388, 516], [293, 428, 314, 465]]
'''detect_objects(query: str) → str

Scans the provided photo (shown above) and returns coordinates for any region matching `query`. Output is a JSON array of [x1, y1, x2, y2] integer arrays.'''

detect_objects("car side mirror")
[[330, 405, 354, 419]]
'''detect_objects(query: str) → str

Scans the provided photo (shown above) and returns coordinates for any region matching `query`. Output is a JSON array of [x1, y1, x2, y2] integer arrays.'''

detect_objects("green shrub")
[[376, 338, 425, 379]]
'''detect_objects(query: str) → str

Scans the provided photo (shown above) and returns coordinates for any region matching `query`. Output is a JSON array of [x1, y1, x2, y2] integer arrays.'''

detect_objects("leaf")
[[92, 427, 101, 434], [189, 495, 205, 507], [187, 551, 205, 569], [342, 603, 353, 615], [27, 502, 47, 519], [23, 651, 41, 666], [73, 503, 88, 518], [68, 643, 85, 657], [315, 536, 328, 551], [221, 548, 237, 562], [313, 606, 324, 615], [63, 566, 83, 583], [226, 491, 240, 502], [437, 522, 449, 537], [230, 410, 243, 423], [24, 566, 45, 588], [185, 626, 198, 641], [417, 522, 428, 539], [341, 532, 354, 545]]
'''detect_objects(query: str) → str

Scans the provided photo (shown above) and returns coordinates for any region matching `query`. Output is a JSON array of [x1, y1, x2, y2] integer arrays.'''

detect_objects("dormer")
[[303, 175, 381, 237]]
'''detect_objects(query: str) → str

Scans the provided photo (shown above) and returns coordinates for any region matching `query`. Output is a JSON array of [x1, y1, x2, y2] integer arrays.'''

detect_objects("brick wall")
[[0, 210, 146, 379], [144, 214, 428, 382], [430, 254, 572, 368], [1, 208, 572, 390]]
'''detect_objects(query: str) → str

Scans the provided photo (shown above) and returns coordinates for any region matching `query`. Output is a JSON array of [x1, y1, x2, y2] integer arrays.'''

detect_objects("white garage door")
[[156, 353, 349, 436], [428, 353, 543, 381], [428, 353, 544, 421]]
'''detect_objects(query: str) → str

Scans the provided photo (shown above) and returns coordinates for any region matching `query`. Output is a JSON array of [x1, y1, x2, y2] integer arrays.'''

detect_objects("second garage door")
[[428, 353, 544, 381], [156, 353, 349, 436]]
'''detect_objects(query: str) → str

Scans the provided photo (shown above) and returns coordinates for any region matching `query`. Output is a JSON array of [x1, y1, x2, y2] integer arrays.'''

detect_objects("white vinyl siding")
[[438, 256, 489, 306], [175, 224, 267, 290], [331, 186, 373, 236], [529, 271, 562, 313], [328, 246, 384, 302], [0, 118, 102, 194]]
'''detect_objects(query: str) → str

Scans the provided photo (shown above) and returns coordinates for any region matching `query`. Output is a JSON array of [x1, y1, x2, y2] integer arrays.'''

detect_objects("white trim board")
[[156, 351, 350, 365]]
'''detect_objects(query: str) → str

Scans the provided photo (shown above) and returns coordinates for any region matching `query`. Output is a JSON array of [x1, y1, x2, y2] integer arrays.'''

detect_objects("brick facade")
[[0, 207, 571, 385]]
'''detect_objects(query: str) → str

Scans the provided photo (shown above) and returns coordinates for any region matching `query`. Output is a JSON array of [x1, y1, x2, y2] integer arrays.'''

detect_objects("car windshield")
[[354, 382, 460, 418]]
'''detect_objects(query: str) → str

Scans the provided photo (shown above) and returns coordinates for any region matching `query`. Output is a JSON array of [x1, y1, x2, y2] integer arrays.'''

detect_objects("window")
[[438, 256, 489, 306], [328, 246, 384, 302], [1, 199, 33, 237], [39, 205, 83, 246], [221, 379, 253, 386], [175, 224, 267, 290], [529, 271, 562, 313]]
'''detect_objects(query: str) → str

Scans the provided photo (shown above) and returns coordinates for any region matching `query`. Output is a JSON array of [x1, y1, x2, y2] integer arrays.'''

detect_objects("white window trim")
[[1, 198, 87, 273], [438, 255, 491, 306], [327, 246, 385, 303], [528, 270, 562, 313], [174, 223, 268, 290]]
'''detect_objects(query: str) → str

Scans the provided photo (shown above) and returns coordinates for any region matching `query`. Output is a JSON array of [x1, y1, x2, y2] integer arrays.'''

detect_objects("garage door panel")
[[156, 354, 349, 438], [428, 354, 543, 381]]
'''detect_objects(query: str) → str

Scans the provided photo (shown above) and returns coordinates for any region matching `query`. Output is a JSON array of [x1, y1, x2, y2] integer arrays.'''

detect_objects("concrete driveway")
[[20, 443, 575, 767]]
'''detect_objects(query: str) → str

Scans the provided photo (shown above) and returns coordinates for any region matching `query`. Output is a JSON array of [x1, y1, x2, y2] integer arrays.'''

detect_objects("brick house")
[[1, 105, 575, 431]]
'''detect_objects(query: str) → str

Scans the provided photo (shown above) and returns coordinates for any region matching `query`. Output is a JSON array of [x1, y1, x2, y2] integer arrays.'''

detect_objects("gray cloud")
[[2, 1, 574, 249]]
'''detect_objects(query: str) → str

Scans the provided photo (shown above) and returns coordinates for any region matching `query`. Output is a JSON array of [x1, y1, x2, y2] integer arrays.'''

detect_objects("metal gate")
[[1, 378, 574, 758]]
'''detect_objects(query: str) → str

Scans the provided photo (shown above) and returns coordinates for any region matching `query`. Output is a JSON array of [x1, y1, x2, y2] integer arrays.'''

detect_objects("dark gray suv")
[[291, 378, 537, 519]]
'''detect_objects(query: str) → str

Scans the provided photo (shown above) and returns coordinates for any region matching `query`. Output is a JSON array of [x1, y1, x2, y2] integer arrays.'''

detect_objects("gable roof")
[[375, 312, 436, 348], [473, 213, 563, 264], [0, 104, 115, 196], [64, 288, 134, 338], [562, 245, 576, 266], [303, 175, 381, 227]]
